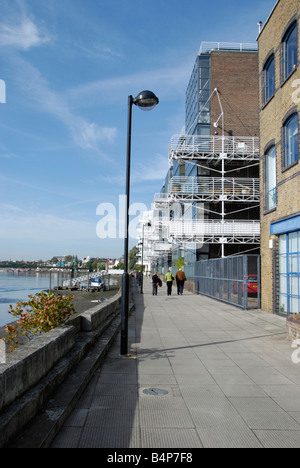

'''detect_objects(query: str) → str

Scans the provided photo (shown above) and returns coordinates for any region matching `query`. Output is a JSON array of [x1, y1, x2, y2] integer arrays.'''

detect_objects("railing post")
[[243, 256, 248, 309]]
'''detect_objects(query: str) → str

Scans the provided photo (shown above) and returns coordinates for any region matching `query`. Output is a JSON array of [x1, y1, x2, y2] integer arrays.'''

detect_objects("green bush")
[[5, 292, 75, 352]]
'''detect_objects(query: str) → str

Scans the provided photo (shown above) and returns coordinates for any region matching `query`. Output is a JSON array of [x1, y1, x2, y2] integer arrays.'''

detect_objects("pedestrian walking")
[[152, 272, 161, 296], [176, 268, 186, 295], [165, 269, 174, 296]]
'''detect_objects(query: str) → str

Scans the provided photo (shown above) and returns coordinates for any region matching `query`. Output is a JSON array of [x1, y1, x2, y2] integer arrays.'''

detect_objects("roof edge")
[[257, 0, 280, 40]]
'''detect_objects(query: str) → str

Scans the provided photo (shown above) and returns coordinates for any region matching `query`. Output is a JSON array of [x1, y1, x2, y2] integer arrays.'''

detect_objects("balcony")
[[167, 219, 260, 244], [169, 135, 259, 162], [169, 176, 260, 202], [152, 242, 172, 252]]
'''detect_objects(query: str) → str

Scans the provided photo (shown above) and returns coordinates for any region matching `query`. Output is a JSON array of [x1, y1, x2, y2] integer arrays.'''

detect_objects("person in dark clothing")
[[176, 268, 186, 295], [152, 272, 160, 296]]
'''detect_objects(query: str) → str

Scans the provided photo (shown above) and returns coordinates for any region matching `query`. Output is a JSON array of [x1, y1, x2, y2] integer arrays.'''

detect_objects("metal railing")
[[168, 219, 260, 237], [169, 176, 260, 201], [194, 254, 261, 309], [199, 42, 258, 54], [169, 135, 260, 161]]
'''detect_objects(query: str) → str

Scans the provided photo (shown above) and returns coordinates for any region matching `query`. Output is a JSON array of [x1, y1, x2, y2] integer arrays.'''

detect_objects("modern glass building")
[[186, 54, 211, 136]]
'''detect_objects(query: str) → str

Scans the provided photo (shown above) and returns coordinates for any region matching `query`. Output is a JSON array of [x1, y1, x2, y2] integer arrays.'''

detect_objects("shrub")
[[5, 292, 75, 352]]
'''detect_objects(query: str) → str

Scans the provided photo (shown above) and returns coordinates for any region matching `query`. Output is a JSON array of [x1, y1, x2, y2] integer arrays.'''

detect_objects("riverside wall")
[[0, 291, 126, 448]]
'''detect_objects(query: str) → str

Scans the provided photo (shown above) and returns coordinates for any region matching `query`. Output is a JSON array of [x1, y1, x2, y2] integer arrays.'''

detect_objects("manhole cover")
[[143, 388, 169, 396]]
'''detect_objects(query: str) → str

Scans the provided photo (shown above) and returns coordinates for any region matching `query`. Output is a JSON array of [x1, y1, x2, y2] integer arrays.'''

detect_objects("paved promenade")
[[51, 279, 300, 448]]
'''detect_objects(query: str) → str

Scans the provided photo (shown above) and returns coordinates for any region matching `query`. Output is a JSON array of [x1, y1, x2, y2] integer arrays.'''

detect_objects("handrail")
[[199, 42, 258, 54], [169, 176, 260, 196], [168, 134, 260, 160]]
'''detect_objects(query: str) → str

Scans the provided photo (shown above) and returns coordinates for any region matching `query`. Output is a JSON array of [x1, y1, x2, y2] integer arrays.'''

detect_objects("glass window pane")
[[289, 255, 298, 273], [279, 294, 288, 314], [279, 254, 287, 273], [284, 23, 297, 79], [264, 56, 275, 102], [280, 274, 287, 294], [290, 296, 299, 314], [289, 232, 298, 252], [265, 146, 277, 209], [285, 114, 299, 166], [290, 275, 299, 295], [279, 234, 287, 254]]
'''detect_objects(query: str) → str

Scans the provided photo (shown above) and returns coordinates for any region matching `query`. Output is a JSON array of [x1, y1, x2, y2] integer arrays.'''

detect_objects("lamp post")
[[121, 91, 159, 356], [140, 222, 151, 294]]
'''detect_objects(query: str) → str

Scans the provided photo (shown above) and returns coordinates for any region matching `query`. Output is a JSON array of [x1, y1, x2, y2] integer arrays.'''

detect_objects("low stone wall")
[[286, 315, 300, 341], [0, 292, 123, 447], [184, 279, 195, 294], [0, 326, 76, 413], [80, 293, 121, 332]]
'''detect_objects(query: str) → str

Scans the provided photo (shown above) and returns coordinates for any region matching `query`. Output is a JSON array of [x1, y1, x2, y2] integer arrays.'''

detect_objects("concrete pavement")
[[51, 278, 300, 448]]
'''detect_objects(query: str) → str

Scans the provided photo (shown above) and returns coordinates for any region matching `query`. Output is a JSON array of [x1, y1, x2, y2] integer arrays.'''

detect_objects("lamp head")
[[133, 90, 159, 111]]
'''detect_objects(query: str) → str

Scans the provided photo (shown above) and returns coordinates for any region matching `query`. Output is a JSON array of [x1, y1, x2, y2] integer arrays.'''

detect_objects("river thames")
[[0, 270, 68, 327]]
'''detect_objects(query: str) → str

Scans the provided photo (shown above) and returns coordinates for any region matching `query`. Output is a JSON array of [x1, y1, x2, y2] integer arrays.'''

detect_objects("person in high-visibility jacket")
[[165, 270, 174, 296]]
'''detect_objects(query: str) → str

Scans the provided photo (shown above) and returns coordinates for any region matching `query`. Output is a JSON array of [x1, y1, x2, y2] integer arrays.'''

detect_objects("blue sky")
[[0, 0, 276, 261]]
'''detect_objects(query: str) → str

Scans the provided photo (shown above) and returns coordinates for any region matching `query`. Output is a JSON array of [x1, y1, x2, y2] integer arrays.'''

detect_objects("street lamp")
[[140, 222, 151, 294], [121, 91, 159, 356]]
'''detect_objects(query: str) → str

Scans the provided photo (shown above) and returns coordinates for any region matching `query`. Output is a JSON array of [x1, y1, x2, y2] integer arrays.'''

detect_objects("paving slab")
[[50, 279, 300, 449]]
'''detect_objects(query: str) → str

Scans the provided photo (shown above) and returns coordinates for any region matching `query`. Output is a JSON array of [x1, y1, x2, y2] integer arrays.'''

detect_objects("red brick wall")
[[210, 51, 259, 137]]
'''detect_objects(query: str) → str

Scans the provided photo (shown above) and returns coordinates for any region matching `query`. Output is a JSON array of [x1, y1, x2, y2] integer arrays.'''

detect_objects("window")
[[279, 231, 300, 315], [264, 55, 275, 103], [284, 114, 299, 167], [265, 145, 277, 210], [283, 22, 297, 80]]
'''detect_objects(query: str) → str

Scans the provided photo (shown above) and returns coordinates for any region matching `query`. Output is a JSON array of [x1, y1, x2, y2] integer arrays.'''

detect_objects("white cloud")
[[10, 56, 117, 152], [0, 16, 51, 50], [66, 63, 191, 107], [73, 122, 117, 150], [132, 153, 169, 183], [0, 211, 96, 241], [0, 8, 116, 153]]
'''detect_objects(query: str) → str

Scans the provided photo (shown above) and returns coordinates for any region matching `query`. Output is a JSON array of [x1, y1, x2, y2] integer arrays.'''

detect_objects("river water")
[[0, 270, 68, 327]]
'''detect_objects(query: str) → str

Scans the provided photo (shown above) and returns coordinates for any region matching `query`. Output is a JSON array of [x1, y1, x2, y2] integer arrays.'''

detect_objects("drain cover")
[[143, 388, 168, 396]]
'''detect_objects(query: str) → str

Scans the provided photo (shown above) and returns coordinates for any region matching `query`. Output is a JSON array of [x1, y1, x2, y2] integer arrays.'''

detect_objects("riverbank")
[[0, 282, 121, 342]]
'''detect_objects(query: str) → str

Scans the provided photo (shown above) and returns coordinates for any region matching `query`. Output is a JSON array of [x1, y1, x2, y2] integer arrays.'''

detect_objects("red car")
[[234, 275, 259, 295]]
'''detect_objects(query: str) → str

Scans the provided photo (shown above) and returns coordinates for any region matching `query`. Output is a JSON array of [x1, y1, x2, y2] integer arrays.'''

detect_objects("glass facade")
[[279, 231, 300, 315], [186, 55, 211, 135]]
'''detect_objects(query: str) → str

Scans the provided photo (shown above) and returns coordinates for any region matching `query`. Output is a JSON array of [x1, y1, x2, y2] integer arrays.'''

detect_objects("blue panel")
[[271, 215, 300, 235]]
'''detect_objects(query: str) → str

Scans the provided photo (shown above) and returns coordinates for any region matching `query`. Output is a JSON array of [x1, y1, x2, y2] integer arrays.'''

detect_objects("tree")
[[97, 262, 106, 271], [174, 257, 184, 270], [129, 246, 139, 271]]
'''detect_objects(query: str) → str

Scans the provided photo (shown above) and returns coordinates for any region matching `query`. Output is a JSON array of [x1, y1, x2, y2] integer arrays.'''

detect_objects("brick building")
[[258, 0, 300, 315], [182, 43, 260, 263], [144, 43, 261, 281]]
